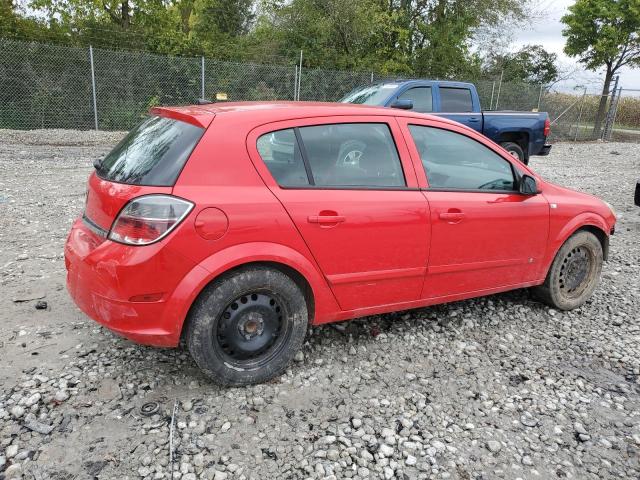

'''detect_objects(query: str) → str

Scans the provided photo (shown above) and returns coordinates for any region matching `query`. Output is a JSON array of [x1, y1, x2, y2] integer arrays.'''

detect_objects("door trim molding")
[[327, 267, 427, 285], [428, 258, 528, 275]]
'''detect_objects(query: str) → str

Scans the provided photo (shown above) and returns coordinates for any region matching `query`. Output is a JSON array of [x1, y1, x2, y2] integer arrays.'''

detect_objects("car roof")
[[150, 101, 464, 130]]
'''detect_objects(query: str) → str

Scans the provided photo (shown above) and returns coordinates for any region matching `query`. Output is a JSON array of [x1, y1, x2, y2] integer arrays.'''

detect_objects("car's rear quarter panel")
[[171, 114, 342, 327]]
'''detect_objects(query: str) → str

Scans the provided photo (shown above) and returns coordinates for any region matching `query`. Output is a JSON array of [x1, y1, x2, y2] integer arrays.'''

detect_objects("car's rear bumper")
[[64, 218, 196, 347], [538, 144, 552, 156]]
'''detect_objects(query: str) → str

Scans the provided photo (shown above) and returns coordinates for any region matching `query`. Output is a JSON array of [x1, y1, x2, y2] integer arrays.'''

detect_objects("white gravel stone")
[[379, 444, 394, 458]]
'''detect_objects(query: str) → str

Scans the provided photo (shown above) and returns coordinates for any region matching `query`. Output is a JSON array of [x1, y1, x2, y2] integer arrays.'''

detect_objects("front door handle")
[[439, 211, 465, 223], [468, 117, 480, 122], [308, 215, 346, 224]]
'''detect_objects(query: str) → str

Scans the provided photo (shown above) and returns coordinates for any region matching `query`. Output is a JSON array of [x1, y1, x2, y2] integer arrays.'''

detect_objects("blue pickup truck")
[[341, 80, 552, 164]]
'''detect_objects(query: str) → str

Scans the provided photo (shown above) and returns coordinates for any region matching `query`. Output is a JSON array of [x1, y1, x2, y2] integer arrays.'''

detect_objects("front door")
[[399, 119, 549, 298], [249, 117, 431, 311]]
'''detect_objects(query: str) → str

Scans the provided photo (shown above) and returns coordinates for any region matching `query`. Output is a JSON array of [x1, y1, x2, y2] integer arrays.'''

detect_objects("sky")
[[511, 0, 640, 94]]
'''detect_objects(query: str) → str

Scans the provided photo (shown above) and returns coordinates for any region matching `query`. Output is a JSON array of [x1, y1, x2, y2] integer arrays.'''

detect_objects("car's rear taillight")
[[108, 195, 193, 246], [543, 117, 550, 137]]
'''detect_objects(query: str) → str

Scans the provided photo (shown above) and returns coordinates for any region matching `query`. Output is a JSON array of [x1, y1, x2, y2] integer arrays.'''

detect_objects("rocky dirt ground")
[[0, 130, 639, 480]]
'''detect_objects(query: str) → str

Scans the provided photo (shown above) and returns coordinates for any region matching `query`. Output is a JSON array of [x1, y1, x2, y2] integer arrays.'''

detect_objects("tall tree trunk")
[[593, 67, 613, 139], [180, 0, 194, 35], [121, 1, 130, 29]]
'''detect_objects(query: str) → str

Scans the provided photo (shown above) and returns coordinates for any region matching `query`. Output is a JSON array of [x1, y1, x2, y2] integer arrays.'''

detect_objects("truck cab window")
[[440, 87, 473, 112], [398, 87, 433, 113]]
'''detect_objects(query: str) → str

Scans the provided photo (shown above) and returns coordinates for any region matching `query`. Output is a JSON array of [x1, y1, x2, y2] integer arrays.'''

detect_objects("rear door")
[[248, 116, 430, 311], [397, 117, 549, 298], [435, 85, 482, 133]]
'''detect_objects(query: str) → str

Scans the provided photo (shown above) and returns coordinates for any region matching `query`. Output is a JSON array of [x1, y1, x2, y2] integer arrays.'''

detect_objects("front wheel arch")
[[576, 225, 609, 260]]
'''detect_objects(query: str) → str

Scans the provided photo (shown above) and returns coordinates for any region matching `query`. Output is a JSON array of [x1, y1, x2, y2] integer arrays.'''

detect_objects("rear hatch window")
[[96, 115, 205, 186]]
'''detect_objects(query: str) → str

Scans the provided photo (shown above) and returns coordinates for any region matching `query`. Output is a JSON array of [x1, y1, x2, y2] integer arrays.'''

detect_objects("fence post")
[[489, 81, 495, 111], [89, 45, 98, 130], [293, 65, 298, 100], [201, 56, 205, 99], [494, 70, 504, 110], [371, 72, 374, 84], [297, 50, 303, 101], [537, 84, 544, 111], [574, 89, 587, 141]]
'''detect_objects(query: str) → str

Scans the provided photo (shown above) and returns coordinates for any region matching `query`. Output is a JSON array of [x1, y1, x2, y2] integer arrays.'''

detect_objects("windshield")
[[340, 84, 399, 105], [96, 115, 204, 186]]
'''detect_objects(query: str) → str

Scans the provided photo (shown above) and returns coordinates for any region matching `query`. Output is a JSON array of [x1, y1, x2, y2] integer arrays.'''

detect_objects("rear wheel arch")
[[498, 132, 529, 163], [195, 261, 316, 325], [498, 131, 529, 149], [176, 249, 326, 344]]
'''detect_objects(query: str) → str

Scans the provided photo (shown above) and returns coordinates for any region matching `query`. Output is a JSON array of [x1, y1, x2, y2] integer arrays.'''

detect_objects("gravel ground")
[[0, 130, 639, 480]]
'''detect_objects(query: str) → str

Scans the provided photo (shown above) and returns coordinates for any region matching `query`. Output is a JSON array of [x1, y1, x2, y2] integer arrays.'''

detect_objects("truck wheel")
[[532, 231, 603, 311], [186, 267, 308, 386], [500, 142, 526, 164]]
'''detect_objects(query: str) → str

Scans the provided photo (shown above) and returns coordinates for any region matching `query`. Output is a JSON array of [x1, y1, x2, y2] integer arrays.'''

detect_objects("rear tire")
[[532, 231, 603, 310], [500, 141, 527, 164], [186, 267, 308, 386]]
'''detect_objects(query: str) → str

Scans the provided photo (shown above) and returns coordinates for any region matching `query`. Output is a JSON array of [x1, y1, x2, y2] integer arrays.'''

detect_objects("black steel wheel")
[[533, 231, 603, 310], [215, 292, 289, 368], [557, 245, 596, 299], [187, 267, 308, 386]]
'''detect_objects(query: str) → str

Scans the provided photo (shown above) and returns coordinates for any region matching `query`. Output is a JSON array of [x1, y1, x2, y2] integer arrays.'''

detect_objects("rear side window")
[[257, 123, 405, 188], [440, 87, 473, 112], [97, 115, 204, 186], [299, 123, 405, 187], [398, 87, 433, 113], [256, 129, 310, 187], [409, 125, 515, 191]]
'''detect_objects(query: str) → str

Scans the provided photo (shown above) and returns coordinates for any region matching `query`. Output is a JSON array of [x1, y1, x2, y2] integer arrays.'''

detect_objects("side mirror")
[[519, 174, 538, 195], [390, 99, 413, 110]]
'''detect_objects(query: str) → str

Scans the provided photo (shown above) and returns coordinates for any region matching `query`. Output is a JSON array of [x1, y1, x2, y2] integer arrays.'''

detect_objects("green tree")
[[484, 44, 559, 84], [257, 0, 530, 77], [562, 0, 640, 136], [191, 0, 255, 59]]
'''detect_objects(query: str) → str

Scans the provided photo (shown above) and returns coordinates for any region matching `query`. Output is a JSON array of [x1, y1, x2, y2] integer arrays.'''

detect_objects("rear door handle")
[[308, 215, 346, 224], [468, 117, 480, 122], [439, 212, 465, 222]]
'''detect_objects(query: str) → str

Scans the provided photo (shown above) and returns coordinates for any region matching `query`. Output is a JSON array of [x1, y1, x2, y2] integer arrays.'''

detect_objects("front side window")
[[340, 84, 400, 105], [97, 115, 204, 186], [439, 87, 473, 112], [256, 129, 310, 187], [408, 125, 515, 191], [299, 123, 405, 187], [398, 87, 433, 113]]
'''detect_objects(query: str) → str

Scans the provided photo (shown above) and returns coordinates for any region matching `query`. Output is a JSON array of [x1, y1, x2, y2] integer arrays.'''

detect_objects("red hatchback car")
[[65, 102, 616, 385]]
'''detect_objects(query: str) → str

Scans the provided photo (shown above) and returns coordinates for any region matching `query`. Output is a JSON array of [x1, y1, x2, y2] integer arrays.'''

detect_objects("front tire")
[[187, 267, 308, 386], [533, 231, 603, 310]]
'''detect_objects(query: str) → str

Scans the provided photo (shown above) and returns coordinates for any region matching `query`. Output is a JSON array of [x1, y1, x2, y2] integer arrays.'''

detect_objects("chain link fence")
[[1, 38, 639, 142]]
